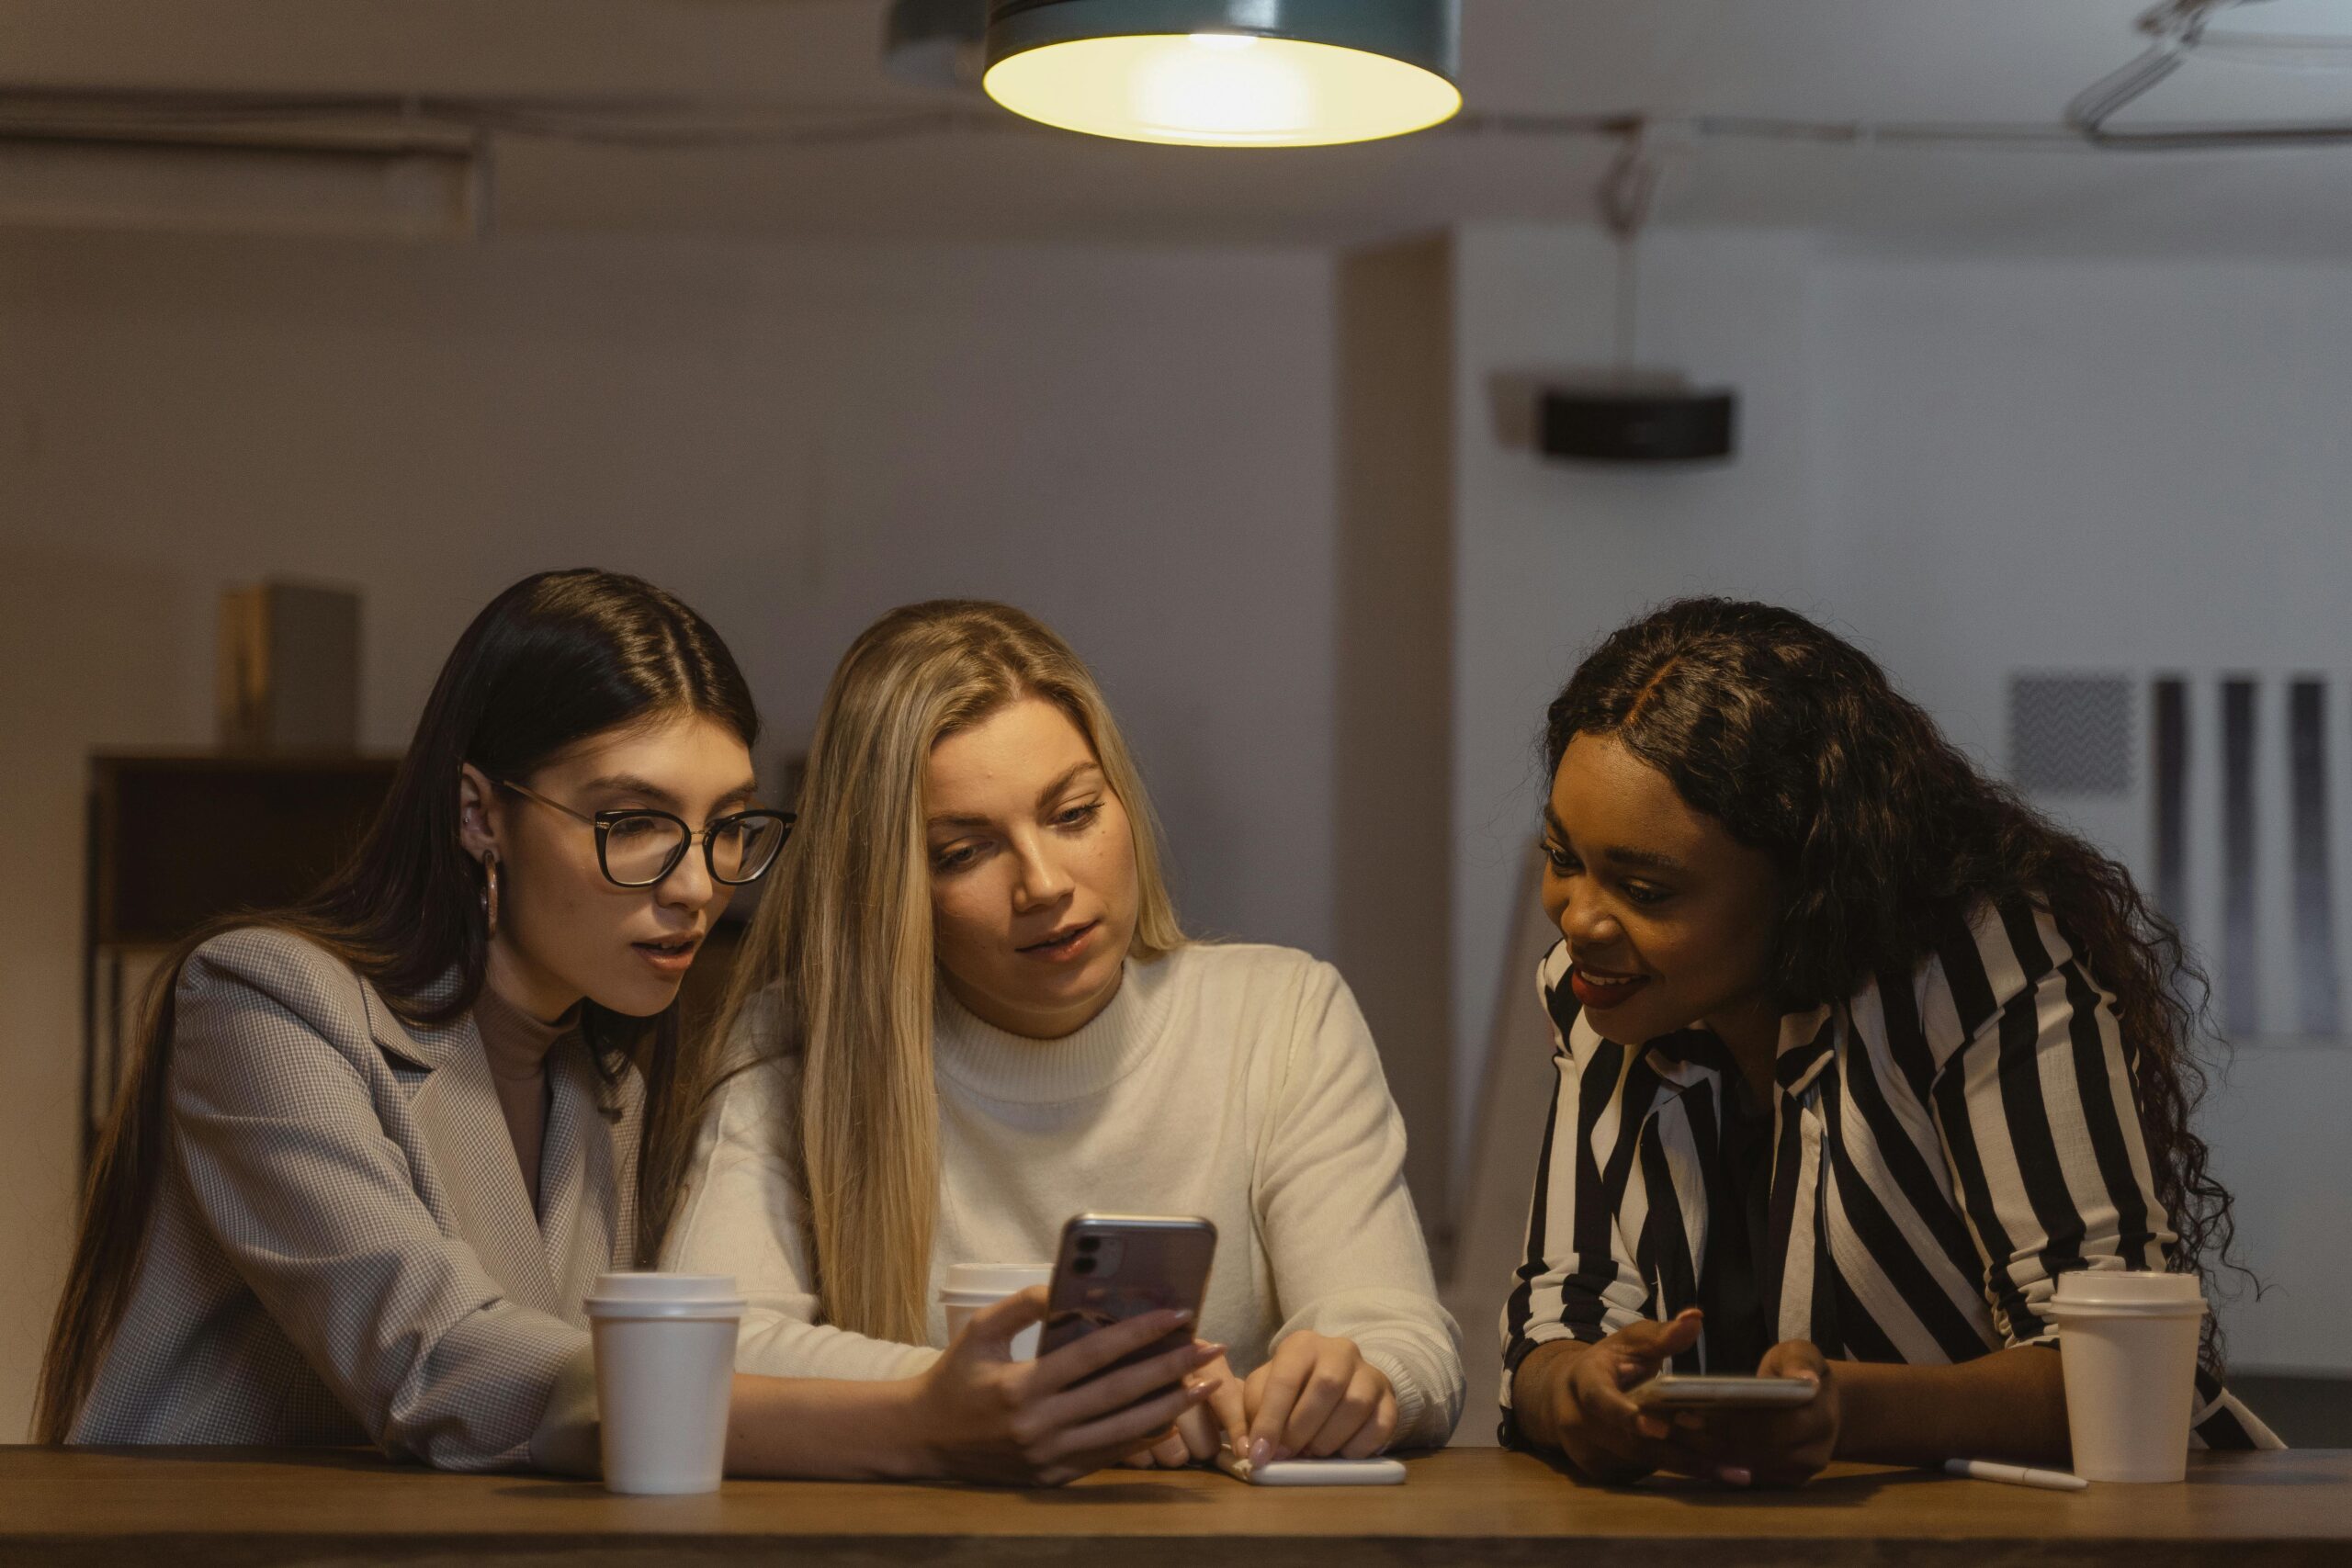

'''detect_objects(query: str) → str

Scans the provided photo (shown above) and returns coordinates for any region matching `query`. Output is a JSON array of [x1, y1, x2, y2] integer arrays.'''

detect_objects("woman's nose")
[[657, 841, 717, 910], [1010, 837, 1073, 910], [1558, 882, 1622, 947]]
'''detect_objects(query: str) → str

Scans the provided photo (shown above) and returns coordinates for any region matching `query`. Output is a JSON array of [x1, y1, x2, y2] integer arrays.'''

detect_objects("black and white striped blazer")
[[1498, 897, 2279, 1450]]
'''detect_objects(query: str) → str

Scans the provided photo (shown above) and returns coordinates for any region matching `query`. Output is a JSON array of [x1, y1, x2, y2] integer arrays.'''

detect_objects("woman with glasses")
[[38, 570, 828, 1472], [662, 601, 1464, 1486]]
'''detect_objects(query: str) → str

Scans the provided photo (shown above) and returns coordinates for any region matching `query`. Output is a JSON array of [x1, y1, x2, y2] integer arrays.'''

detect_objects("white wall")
[[1444, 226, 2352, 1378], [0, 228, 1339, 1433], [1334, 236, 1457, 1242], [1446, 225, 1829, 1188], [1811, 252, 2352, 1374]]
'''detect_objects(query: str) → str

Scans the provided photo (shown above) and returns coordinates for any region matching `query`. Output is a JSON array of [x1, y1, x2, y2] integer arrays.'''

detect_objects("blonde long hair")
[[711, 601, 1185, 1343]]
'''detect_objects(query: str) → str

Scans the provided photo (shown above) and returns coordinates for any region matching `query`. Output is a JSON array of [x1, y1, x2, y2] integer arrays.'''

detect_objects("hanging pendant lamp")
[[983, 0, 1463, 148]]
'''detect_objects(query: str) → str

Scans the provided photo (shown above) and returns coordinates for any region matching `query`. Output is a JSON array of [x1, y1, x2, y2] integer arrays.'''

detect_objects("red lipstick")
[[1569, 966, 1649, 1011]]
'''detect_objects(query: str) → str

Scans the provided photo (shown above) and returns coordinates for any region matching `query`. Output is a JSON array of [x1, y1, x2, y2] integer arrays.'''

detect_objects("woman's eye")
[[607, 816, 663, 841], [1623, 881, 1671, 907], [1056, 802, 1102, 829], [1542, 841, 1578, 874], [932, 843, 980, 873]]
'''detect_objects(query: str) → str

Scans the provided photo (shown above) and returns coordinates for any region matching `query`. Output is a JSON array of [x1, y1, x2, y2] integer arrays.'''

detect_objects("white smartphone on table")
[[1215, 1452, 1406, 1486], [1631, 1373, 1816, 1410]]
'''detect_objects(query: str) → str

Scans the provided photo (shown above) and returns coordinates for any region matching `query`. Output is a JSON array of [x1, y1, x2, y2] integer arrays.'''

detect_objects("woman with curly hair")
[[1500, 597, 2277, 1487]]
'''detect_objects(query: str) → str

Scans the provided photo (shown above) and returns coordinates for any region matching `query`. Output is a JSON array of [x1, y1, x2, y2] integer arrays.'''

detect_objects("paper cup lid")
[[586, 1271, 741, 1305], [2050, 1269, 2207, 1315], [941, 1262, 1052, 1297]]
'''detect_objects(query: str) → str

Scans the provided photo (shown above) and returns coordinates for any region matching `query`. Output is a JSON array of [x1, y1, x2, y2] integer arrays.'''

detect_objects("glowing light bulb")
[[982, 4, 1462, 149], [1136, 36, 1312, 138]]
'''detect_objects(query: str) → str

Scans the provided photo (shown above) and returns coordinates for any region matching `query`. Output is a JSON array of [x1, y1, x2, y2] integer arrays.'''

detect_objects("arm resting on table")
[[1831, 1346, 2069, 1468]]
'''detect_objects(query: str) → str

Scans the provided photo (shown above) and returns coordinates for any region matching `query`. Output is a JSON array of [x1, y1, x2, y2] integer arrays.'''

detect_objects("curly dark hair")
[[1544, 596, 2241, 1366]]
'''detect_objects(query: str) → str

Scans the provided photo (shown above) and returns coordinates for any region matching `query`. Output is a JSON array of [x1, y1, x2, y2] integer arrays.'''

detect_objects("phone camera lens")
[[1073, 1257, 1097, 1276], [1077, 1237, 1101, 1253]]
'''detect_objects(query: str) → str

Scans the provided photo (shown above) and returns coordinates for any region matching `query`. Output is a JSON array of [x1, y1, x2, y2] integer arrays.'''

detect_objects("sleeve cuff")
[[1356, 1348, 1434, 1450], [526, 1342, 602, 1478], [1498, 1327, 1605, 1450]]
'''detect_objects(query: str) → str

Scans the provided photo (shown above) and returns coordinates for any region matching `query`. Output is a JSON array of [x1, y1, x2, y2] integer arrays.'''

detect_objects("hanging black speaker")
[[1540, 385, 1736, 464]]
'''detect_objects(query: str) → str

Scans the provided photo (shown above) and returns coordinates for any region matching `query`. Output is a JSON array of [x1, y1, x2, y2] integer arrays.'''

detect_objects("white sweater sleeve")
[[1256, 961, 1465, 1449], [661, 1052, 939, 1384]]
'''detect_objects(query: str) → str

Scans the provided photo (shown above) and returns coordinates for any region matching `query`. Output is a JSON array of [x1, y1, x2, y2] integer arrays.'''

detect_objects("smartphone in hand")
[[1631, 1373, 1817, 1410], [1039, 1213, 1216, 1383]]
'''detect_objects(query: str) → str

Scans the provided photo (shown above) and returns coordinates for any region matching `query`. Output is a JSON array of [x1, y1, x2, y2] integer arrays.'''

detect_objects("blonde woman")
[[665, 601, 1463, 1484]]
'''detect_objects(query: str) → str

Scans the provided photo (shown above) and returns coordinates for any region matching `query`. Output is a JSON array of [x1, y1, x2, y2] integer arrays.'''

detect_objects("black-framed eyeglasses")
[[495, 778, 794, 888]]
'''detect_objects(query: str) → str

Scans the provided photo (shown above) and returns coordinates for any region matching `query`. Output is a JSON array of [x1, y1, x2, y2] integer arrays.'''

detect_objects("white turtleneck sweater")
[[662, 942, 1464, 1449]]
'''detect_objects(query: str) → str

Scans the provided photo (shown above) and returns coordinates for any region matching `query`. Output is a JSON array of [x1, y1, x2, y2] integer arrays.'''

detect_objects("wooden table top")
[[4, 1445, 2348, 1567]]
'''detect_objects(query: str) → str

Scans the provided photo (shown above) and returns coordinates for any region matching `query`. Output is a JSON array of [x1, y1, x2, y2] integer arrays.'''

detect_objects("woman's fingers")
[[1590, 1310, 1706, 1444], [1170, 1389, 1229, 1463], [1202, 1360, 1250, 1463], [1304, 1363, 1390, 1457], [1610, 1310, 1704, 1385], [1034, 1338, 1224, 1430], [1566, 1350, 1682, 1471], [1278, 1344, 1358, 1457], [1576, 1353, 1652, 1429], [961, 1285, 1051, 1355], [1047, 1379, 1214, 1473], [1029, 1308, 1194, 1394], [1244, 1335, 1329, 1462], [1339, 1387, 1399, 1460], [1148, 1427, 1193, 1468], [1244, 1339, 1306, 1461], [1756, 1339, 1827, 1383]]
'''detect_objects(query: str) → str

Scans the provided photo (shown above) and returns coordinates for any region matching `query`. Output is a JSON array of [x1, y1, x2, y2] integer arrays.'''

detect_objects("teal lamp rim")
[[985, 0, 1462, 81]]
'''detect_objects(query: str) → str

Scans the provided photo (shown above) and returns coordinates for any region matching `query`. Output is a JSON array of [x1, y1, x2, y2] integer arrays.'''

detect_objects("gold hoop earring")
[[481, 852, 502, 938]]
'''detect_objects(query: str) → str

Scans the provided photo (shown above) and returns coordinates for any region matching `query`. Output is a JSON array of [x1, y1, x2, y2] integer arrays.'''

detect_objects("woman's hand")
[[1663, 1339, 1840, 1487], [1516, 1308, 1704, 1483], [910, 1287, 1224, 1486], [1125, 1352, 1249, 1469], [1239, 1332, 1398, 1466]]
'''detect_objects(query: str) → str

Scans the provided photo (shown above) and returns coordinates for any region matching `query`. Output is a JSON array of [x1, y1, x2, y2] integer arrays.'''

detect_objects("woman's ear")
[[457, 764, 501, 861]]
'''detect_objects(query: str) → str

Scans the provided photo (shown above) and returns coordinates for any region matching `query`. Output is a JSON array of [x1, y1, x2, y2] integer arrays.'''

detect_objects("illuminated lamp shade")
[[983, 0, 1462, 148]]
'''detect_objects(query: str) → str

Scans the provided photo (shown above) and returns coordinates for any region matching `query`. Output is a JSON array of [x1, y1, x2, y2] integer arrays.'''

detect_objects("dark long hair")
[[1545, 597, 2239, 1364], [35, 569, 758, 1442]]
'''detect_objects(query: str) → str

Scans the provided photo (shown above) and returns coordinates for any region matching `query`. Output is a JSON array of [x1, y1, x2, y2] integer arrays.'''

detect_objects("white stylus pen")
[[1945, 1458, 2088, 1491]]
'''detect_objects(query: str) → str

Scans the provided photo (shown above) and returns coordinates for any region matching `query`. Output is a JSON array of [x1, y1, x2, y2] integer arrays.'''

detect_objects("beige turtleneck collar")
[[472, 982, 580, 1214], [473, 981, 579, 1082]]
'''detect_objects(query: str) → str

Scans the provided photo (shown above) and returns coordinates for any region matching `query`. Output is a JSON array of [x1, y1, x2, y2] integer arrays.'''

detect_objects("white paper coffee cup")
[[938, 1262, 1052, 1360], [2049, 1270, 2207, 1483], [583, 1272, 744, 1495]]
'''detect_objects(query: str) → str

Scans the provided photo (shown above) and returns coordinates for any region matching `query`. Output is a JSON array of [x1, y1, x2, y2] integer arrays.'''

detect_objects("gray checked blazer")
[[71, 926, 643, 1471]]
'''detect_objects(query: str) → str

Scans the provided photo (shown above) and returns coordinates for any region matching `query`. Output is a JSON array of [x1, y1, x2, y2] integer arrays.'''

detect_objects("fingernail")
[[1194, 1341, 1227, 1361], [1167, 1309, 1195, 1325], [1720, 1467, 1752, 1487], [1250, 1438, 1271, 1468], [1186, 1382, 1215, 1403]]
